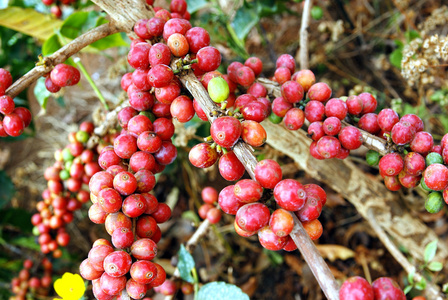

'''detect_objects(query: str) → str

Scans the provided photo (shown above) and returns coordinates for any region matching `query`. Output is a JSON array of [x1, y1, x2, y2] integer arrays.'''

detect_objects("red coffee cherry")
[[0, 95, 15, 115], [274, 67, 291, 85], [149, 43, 171, 66], [100, 272, 127, 296], [284, 108, 305, 131], [400, 114, 424, 132], [131, 238, 158, 260], [122, 194, 147, 218], [410, 131, 433, 154], [323, 116, 342, 136], [218, 151, 245, 181], [276, 54, 295, 74], [126, 278, 148, 300], [325, 98, 347, 120], [294, 69, 315, 91], [269, 208, 294, 237], [189, 143, 218, 168], [273, 179, 307, 211], [196, 46, 221, 72], [136, 215, 157, 239], [358, 113, 380, 134], [210, 116, 242, 148], [235, 202, 270, 232], [339, 276, 374, 300], [80, 258, 103, 280], [103, 250, 132, 277], [218, 185, 244, 215], [241, 120, 267, 147], [151, 202, 172, 223], [391, 121, 415, 145], [316, 136, 341, 159], [404, 152, 425, 176], [371, 277, 406, 300], [346, 95, 363, 115], [234, 179, 263, 203], [358, 92, 377, 114], [379, 153, 404, 177], [105, 212, 132, 236], [98, 188, 122, 213], [304, 100, 325, 123], [170, 95, 195, 123], [88, 244, 114, 272], [423, 163, 448, 191], [201, 186, 218, 204], [130, 260, 158, 285], [244, 56, 263, 76], [307, 82, 332, 102], [338, 126, 363, 150], [254, 159, 282, 189], [281, 81, 304, 104], [113, 171, 137, 196], [258, 226, 288, 251], [377, 108, 399, 132], [50, 64, 81, 87], [167, 33, 189, 57], [185, 27, 210, 53]]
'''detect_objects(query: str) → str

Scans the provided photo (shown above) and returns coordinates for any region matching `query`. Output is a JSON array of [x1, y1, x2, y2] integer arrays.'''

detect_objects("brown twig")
[[299, 0, 312, 69], [5, 23, 121, 99]]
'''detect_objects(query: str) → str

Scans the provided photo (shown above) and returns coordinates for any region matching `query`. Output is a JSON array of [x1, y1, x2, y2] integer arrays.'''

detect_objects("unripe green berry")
[[32, 226, 40, 236], [366, 150, 380, 166], [426, 152, 443, 166], [421, 177, 433, 192], [208, 77, 229, 103], [62, 148, 74, 161], [59, 169, 70, 180], [65, 160, 73, 171], [140, 111, 156, 123], [311, 6, 323, 20], [268, 112, 282, 124], [425, 191, 444, 213], [76, 130, 89, 143]]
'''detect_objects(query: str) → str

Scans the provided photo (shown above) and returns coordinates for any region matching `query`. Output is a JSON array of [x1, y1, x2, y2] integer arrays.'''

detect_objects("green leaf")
[[178, 244, 195, 283], [182, 211, 200, 224], [60, 11, 89, 39], [390, 48, 403, 69], [231, 3, 260, 41], [42, 33, 62, 56], [415, 277, 427, 290], [403, 285, 413, 295], [427, 261, 443, 272], [0, 171, 14, 208], [10, 236, 40, 251], [424, 240, 438, 263], [0, 7, 63, 41], [0, 208, 32, 232], [197, 282, 249, 300], [34, 77, 52, 110], [405, 30, 420, 43], [263, 249, 283, 265], [186, 0, 208, 13]]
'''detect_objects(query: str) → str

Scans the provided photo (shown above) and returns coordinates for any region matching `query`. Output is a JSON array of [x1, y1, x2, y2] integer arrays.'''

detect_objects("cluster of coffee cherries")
[[44, 64, 81, 93], [215, 159, 325, 251], [339, 276, 405, 300], [198, 186, 222, 224], [10, 259, 53, 300], [32, 122, 101, 257], [0, 68, 32, 138], [79, 116, 176, 299]]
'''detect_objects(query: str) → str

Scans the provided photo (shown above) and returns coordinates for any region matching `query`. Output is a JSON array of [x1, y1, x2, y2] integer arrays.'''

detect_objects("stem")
[[299, 0, 312, 69], [73, 57, 109, 110], [192, 267, 199, 300], [5, 23, 121, 99]]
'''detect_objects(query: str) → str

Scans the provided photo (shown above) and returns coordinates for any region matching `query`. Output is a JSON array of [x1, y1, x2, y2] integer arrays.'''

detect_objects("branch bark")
[[6, 23, 121, 99], [299, 0, 312, 69]]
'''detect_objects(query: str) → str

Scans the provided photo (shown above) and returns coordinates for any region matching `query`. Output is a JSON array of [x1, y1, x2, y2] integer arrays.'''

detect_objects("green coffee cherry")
[[76, 130, 89, 143], [268, 112, 282, 124], [62, 148, 74, 161], [425, 191, 444, 213], [311, 6, 323, 20], [425, 152, 443, 166], [140, 111, 156, 123], [59, 169, 70, 180], [366, 150, 380, 166], [208, 77, 229, 103]]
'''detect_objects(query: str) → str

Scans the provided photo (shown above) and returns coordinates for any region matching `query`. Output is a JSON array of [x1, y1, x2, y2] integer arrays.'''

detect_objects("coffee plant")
[[1, 0, 447, 299]]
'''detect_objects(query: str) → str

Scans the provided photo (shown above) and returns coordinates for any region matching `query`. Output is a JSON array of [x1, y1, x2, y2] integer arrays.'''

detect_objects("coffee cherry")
[[371, 277, 406, 300], [423, 163, 448, 191], [80, 259, 103, 280], [234, 179, 263, 204], [206, 207, 222, 224], [269, 208, 294, 237], [379, 153, 404, 177], [185, 27, 210, 53], [400, 114, 424, 132], [105, 212, 132, 236], [151, 202, 171, 223], [153, 118, 175, 141], [130, 260, 157, 284], [316, 136, 341, 159], [100, 272, 127, 296], [281, 81, 304, 104], [274, 179, 307, 211], [274, 67, 291, 85], [377, 108, 399, 132], [0, 95, 15, 115], [136, 215, 157, 239], [236, 66, 255, 87], [147, 64, 173, 88], [88, 244, 114, 271], [304, 100, 325, 123], [218, 185, 244, 215], [149, 43, 171, 66], [294, 69, 315, 91], [131, 238, 158, 260], [284, 108, 305, 131], [302, 219, 323, 240], [398, 171, 420, 188], [296, 192, 323, 222], [196, 46, 221, 72], [391, 121, 415, 145], [235, 203, 270, 232], [241, 120, 267, 147], [403, 152, 425, 176], [210, 116, 242, 148], [426, 152, 443, 165], [258, 226, 288, 251], [98, 188, 122, 213], [276, 54, 295, 74], [244, 57, 263, 76], [50, 64, 80, 87], [201, 187, 218, 204], [358, 92, 377, 114], [167, 33, 189, 57], [122, 194, 147, 218], [218, 151, 245, 181], [208, 76, 229, 103], [3, 113, 24, 136], [308, 82, 331, 102], [323, 116, 341, 136], [358, 113, 380, 134], [103, 251, 132, 277], [154, 141, 177, 165], [254, 159, 282, 189], [410, 131, 433, 154], [126, 278, 148, 299], [338, 126, 363, 150], [325, 98, 347, 120], [339, 276, 374, 300]]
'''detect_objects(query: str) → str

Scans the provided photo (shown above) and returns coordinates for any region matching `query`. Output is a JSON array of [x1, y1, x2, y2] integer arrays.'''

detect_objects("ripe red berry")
[[423, 163, 448, 191], [258, 226, 288, 251], [358, 113, 380, 134], [304, 100, 325, 123], [196, 46, 221, 72], [234, 179, 263, 203], [281, 81, 304, 103], [338, 126, 363, 150], [0, 95, 15, 115], [218, 185, 244, 215], [371, 277, 405, 300], [410, 131, 433, 154], [131, 238, 158, 260], [284, 108, 305, 131], [235, 203, 270, 232], [254, 159, 282, 189], [391, 121, 416, 145], [379, 153, 404, 177], [130, 260, 158, 284], [103, 250, 132, 277], [185, 27, 210, 53], [294, 69, 315, 91], [269, 208, 294, 237], [189, 142, 218, 168], [316, 136, 341, 159], [308, 82, 331, 102], [244, 57, 263, 76], [218, 151, 245, 181], [210, 116, 242, 148], [346, 95, 363, 115], [325, 98, 347, 120], [358, 92, 377, 114], [339, 276, 374, 300], [113, 171, 138, 196], [2, 113, 24, 136], [274, 179, 307, 211], [276, 54, 295, 74], [377, 108, 399, 132]]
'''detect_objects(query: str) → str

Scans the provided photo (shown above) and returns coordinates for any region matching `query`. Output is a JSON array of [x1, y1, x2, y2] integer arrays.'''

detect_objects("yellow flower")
[[53, 272, 86, 300]]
